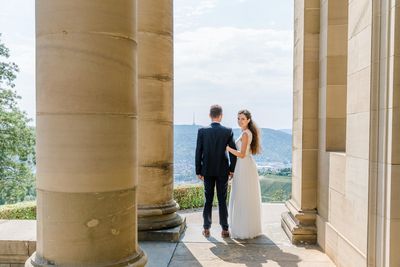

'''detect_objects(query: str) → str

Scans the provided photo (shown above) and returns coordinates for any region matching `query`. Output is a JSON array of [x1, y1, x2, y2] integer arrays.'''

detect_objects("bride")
[[226, 109, 262, 239]]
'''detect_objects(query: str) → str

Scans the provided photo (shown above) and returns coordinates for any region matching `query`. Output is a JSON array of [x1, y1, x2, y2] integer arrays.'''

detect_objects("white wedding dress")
[[228, 129, 262, 239]]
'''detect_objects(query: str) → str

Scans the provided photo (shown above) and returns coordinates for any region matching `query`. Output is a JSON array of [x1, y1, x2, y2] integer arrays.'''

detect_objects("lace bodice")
[[235, 129, 253, 157]]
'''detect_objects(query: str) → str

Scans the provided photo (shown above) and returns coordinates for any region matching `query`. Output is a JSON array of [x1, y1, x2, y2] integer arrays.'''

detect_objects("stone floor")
[[0, 204, 335, 266], [140, 203, 336, 267]]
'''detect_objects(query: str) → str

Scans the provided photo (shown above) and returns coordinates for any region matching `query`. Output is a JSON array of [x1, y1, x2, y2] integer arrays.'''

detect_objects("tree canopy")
[[0, 34, 36, 205]]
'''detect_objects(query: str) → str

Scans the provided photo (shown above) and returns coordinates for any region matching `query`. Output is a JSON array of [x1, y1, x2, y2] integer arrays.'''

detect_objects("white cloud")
[[175, 27, 292, 85], [174, 26, 293, 128], [175, 0, 218, 16], [174, 0, 219, 31]]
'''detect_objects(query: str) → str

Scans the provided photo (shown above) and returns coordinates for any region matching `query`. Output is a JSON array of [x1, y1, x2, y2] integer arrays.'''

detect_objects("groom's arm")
[[228, 129, 237, 173], [195, 128, 204, 176]]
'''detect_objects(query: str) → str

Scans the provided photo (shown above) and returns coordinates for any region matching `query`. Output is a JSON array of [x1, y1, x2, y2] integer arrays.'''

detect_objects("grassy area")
[[260, 175, 291, 202], [0, 177, 291, 220], [0, 201, 36, 220]]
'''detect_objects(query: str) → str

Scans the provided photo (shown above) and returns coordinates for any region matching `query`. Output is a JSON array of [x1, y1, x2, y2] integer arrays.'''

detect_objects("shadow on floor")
[[208, 235, 301, 267], [168, 233, 302, 267], [158, 205, 334, 266]]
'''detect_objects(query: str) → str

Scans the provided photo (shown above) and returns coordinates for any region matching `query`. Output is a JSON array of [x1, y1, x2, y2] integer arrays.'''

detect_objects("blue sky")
[[0, 0, 293, 129]]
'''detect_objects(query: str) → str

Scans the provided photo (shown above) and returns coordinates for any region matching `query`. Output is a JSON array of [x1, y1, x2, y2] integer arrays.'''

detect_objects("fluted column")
[[27, 1, 147, 266], [137, 0, 183, 237], [281, 0, 320, 244]]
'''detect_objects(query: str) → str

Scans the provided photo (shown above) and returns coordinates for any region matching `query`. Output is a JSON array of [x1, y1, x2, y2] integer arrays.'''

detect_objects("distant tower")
[[192, 112, 196, 126]]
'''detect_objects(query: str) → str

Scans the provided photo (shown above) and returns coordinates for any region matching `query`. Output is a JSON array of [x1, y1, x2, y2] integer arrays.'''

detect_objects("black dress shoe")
[[203, 229, 210, 238], [221, 230, 230, 238]]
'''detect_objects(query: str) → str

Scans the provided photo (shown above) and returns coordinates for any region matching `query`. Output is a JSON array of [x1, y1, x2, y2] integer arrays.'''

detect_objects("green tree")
[[0, 34, 36, 205]]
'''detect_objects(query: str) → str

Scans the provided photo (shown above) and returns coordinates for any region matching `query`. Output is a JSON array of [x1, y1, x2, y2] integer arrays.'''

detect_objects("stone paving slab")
[[180, 223, 289, 245], [172, 242, 333, 263], [179, 203, 286, 225], [169, 242, 336, 267], [0, 221, 36, 241], [139, 241, 178, 267], [169, 259, 335, 267], [165, 203, 336, 267], [179, 204, 291, 245]]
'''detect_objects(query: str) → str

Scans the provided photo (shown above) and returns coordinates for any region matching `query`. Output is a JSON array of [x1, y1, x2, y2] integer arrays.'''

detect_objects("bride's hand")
[[226, 146, 230, 152]]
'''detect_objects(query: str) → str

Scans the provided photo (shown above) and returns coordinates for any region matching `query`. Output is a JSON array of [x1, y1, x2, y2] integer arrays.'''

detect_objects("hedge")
[[174, 184, 231, 209], [0, 185, 228, 219], [0, 201, 36, 220]]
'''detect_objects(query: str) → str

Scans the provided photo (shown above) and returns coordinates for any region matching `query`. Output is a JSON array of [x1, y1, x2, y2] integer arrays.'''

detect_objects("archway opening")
[[173, 0, 294, 204]]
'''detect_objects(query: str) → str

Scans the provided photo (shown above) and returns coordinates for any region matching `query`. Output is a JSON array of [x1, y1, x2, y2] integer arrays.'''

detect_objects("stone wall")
[[318, 0, 371, 266], [287, 0, 400, 266], [311, 0, 400, 266], [0, 220, 35, 266]]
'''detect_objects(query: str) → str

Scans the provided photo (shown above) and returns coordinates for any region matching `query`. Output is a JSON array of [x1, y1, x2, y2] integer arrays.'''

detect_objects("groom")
[[195, 104, 237, 238]]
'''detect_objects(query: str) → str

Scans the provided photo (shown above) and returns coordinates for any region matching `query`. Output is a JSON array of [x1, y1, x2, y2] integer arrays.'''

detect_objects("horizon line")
[[174, 124, 292, 131]]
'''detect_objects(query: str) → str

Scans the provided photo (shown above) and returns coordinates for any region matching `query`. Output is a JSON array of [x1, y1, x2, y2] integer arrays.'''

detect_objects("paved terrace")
[[0, 204, 335, 267], [143, 203, 335, 267]]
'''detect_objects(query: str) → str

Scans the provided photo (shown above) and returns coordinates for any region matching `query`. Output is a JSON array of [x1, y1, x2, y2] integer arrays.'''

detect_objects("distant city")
[[174, 124, 292, 184]]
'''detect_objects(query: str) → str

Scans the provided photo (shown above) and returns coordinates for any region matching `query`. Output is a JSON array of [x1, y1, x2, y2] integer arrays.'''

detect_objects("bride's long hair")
[[238, 109, 262, 155]]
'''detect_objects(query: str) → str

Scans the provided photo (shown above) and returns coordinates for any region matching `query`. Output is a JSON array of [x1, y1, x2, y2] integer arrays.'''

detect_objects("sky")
[[0, 0, 35, 124], [0, 0, 293, 129]]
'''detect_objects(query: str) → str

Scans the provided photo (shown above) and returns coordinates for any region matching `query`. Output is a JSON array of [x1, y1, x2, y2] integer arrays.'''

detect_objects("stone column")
[[137, 0, 184, 240], [281, 0, 320, 244], [27, 1, 147, 266], [368, 0, 400, 266]]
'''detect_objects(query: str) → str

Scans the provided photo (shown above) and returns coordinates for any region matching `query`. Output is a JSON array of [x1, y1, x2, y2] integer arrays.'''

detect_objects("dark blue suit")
[[195, 122, 237, 230]]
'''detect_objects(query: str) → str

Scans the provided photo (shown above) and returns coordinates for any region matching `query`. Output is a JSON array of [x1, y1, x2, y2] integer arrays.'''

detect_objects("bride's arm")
[[226, 133, 249, 159]]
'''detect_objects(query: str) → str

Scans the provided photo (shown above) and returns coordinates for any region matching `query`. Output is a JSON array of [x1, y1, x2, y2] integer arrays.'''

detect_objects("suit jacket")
[[195, 122, 237, 177]]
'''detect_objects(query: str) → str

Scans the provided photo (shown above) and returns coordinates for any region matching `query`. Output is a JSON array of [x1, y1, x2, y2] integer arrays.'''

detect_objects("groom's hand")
[[197, 175, 204, 181], [229, 172, 234, 180]]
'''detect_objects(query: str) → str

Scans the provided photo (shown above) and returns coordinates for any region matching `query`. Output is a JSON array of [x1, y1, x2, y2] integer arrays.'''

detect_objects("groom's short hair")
[[210, 104, 223, 118]]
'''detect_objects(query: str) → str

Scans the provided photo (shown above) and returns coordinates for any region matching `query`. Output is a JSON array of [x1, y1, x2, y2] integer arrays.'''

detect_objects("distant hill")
[[174, 124, 292, 184], [278, 129, 292, 135]]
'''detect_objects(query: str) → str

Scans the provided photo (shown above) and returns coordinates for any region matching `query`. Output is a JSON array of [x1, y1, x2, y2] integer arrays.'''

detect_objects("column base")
[[25, 249, 147, 267], [139, 216, 186, 242], [281, 199, 317, 245], [138, 212, 184, 231], [138, 200, 186, 241], [138, 200, 183, 231]]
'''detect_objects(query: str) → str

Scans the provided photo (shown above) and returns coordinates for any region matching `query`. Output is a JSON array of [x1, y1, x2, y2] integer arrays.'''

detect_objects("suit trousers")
[[203, 175, 229, 230]]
